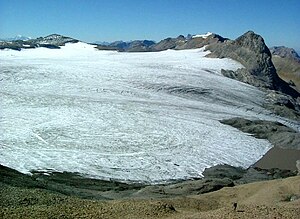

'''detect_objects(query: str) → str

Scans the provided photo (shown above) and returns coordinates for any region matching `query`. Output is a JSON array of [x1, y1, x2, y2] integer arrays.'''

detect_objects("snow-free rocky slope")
[[270, 46, 300, 92], [0, 31, 299, 183]]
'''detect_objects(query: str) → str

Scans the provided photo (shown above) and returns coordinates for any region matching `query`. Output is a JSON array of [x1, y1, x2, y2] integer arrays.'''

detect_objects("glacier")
[[0, 43, 297, 183]]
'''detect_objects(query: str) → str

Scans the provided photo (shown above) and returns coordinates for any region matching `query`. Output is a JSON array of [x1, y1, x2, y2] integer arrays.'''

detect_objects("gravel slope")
[[1, 176, 299, 218]]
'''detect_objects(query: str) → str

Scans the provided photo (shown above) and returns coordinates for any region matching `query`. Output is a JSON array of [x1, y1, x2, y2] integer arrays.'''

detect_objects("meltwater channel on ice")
[[0, 42, 297, 183]]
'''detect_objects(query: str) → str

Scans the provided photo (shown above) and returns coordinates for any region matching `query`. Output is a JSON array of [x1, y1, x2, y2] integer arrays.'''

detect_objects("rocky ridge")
[[0, 34, 78, 50], [94, 33, 226, 52]]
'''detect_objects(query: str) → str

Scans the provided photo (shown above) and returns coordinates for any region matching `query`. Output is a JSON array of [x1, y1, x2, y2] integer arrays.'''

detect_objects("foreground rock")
[[0, 164, 235, 200], [0, 161, 296, 202], [1, 168, 299, 218]]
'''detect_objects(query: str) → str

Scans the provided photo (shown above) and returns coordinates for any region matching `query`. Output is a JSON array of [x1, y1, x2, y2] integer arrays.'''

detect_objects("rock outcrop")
[[220, 117, 300, 150], [150, 35, 185, 51], [206, 31, 299, 98], [202, 164, 246, 180], [220, 118, 300, 171]]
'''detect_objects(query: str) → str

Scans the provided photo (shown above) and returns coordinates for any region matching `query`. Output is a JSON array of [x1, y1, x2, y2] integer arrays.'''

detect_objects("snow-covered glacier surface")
[[0, 43, 291, 183]]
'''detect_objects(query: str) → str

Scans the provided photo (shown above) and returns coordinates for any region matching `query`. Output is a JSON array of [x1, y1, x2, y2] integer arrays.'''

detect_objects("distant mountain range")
[[92, 33, 226, 52], [0, 32, 226, 52], [0, 35, 31, 41], [270, 46, 300, 62]]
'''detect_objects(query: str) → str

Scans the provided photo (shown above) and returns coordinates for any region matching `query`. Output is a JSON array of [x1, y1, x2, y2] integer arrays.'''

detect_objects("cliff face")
[[206, 31, 299, 98]]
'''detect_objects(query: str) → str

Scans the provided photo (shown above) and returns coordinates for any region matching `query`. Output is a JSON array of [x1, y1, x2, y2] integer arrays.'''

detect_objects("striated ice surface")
[[0, 43, 297, 183]]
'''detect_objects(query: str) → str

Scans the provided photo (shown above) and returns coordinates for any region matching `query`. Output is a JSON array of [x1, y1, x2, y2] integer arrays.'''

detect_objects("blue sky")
[[0, 0, 299, 50]]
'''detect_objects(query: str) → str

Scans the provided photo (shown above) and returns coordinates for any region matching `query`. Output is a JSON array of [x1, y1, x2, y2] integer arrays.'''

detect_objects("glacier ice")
[[0, 44, 297, 183]]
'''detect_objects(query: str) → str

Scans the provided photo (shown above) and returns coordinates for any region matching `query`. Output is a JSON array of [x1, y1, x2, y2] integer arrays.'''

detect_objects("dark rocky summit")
[[206, 31, 299, 98]]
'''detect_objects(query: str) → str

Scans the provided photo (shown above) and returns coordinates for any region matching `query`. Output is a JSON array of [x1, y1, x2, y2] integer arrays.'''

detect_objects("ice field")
[[0, 43, 297, 183]]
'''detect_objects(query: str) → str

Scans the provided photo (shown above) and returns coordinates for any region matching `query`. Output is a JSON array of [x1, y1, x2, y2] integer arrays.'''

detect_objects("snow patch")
[[192, 32, 213, 39]]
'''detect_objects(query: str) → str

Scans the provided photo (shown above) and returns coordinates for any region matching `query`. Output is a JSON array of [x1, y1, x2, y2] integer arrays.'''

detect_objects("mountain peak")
[[235, 31, 270, 55]]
